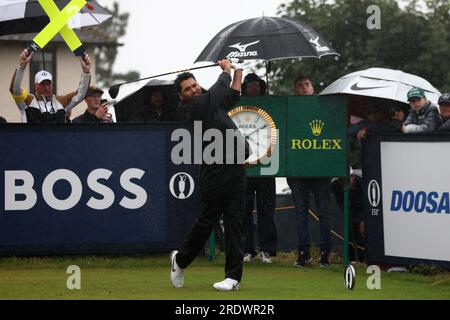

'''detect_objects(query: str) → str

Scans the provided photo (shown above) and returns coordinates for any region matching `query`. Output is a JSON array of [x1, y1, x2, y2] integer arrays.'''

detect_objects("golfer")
[[170, 59, 248, 291]]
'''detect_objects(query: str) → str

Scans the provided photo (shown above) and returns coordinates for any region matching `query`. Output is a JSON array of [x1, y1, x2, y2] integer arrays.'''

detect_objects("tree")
[[269, 0, 450, 94], [93, 1, 140, 88]]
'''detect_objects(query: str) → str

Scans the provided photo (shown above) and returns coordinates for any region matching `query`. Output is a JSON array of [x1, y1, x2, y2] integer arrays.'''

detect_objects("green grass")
[[1, 253, 450, 300]]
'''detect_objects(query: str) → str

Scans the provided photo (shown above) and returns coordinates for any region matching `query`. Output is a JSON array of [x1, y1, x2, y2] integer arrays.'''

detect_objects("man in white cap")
[[9, 49, 91, 123]]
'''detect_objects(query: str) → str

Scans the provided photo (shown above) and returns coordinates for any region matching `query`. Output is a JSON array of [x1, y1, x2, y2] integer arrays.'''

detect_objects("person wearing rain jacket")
[[10, 49, 91, 123], [170, 59, 248, 292], [402, 87, 441, 134], [437, 93, 450, 132]]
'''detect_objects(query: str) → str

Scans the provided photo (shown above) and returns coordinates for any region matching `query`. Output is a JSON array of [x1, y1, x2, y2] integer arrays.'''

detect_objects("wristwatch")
[[228, 106, 277, 164]]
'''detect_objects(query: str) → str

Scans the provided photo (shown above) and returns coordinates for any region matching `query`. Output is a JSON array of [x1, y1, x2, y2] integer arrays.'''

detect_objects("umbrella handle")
[[25, 42, 41, 57]]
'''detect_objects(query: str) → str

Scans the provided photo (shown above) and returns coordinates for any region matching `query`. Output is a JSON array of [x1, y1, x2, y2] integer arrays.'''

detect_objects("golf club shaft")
[[116, 63, 219, 87]]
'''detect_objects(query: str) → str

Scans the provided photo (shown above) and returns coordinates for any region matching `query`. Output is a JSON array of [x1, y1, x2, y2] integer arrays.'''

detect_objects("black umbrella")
[[114, 78, 208, 122], [195, 16, 339, 93], [0, 0, 111, 36], [114, 79, 180, 122], [195, 16, 339, 63]]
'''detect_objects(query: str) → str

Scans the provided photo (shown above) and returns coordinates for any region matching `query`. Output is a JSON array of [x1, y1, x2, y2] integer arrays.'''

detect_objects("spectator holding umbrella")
[[437, 93, 450, 132], [131, 88, 181, 122], [402, 87, 441, 133]]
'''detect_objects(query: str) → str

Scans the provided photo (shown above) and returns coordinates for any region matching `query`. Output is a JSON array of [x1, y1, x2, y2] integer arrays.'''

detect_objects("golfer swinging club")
[[171, 59, 249, 291]]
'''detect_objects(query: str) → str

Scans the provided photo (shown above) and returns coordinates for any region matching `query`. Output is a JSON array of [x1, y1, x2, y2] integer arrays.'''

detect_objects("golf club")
[[108, 63, 219, 99]]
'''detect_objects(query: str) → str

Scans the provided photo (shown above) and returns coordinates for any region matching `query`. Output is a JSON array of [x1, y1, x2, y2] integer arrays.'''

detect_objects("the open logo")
[[169, 173, 195, 200], [368, 180, 381, 207]]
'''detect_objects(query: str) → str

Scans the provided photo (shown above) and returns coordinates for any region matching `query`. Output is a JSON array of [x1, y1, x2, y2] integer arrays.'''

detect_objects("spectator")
[[438, 93, 450, 132], [402, 87, 441, 133], [241, 73, 277, 263], [10, 49, 91, 124], [287, 75, 333, 267], [131, 88, 181, 122], [390, 105, 407, 122], [72, 86, 112, 123], [355, 103, 404, 140]]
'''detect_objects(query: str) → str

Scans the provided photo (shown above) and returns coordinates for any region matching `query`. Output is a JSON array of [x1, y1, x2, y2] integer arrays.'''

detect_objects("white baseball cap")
[[35, 70, 53, 84]]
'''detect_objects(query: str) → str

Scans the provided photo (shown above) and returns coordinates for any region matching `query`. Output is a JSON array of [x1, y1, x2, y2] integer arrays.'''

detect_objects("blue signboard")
[[0, 124, 199, 256]]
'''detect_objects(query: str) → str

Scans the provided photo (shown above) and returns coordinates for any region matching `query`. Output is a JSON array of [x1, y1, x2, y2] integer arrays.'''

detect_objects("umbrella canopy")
[[195, 16, 339, 63], [0, 0, 111, 36], [114, 78, 181, 122], [320, 68, 441, 106]]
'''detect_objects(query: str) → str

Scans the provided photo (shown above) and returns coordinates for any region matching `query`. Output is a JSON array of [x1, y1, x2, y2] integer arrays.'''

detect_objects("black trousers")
[[243, 177, 277, 256], [177, 164, 246, 282], [287, 178, 332, 253]]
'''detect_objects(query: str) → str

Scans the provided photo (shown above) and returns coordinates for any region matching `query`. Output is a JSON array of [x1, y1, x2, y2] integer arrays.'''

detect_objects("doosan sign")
[[380, 141, 450, 262]]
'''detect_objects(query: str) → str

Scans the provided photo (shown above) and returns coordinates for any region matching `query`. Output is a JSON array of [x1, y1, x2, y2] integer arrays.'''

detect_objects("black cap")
[[438, 93, 450, 105], [86, 86, 104, 97], [242, 73, 267, 95]]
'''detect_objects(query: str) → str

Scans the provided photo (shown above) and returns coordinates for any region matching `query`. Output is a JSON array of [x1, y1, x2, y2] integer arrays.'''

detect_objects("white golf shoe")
[[170, 250, 185, 288], [259, 252, 273, 263], [213, 278, 240, 291]]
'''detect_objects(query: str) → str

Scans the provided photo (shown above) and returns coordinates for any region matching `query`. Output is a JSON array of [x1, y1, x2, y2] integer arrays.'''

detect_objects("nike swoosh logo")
[[351, 83, 390, 91]]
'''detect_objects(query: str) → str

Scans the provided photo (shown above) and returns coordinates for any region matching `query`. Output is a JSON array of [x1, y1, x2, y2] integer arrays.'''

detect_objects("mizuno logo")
[[309, 36, 330, 52], [351, 83, 390, 91], [229, 40, 260, 52], [226, 40, 260, 59], [309, 37, 321, 47]]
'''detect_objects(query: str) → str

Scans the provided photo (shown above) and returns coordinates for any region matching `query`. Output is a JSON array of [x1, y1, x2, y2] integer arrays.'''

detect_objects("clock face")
[[228, 106, 277, 164]]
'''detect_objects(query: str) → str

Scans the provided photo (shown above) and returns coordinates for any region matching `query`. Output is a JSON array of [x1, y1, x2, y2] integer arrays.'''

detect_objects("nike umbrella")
[[320, 67, 441, 108]]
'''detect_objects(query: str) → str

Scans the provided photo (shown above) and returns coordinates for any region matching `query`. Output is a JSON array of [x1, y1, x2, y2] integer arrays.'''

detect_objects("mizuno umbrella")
[[0, 0, 111, 36], [320, 67, 442, 107], [195, 16, 339, 63]]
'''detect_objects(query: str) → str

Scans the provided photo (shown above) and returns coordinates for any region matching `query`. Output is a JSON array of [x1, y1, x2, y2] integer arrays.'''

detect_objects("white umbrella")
[[320, 67, 441, 105], [0, 0, 111, 36]]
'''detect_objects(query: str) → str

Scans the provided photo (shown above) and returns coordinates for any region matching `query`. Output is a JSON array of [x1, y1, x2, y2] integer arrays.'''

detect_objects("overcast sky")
[[98, 0, 285, 98]]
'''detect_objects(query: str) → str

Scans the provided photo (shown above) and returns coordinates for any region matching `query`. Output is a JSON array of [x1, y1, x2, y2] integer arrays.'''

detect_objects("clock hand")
[[244, 124, 267, 138], [245, 135, 268, 149]]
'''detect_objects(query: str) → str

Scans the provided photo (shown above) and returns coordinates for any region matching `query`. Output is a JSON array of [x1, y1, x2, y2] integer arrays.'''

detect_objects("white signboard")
[[381, 142, 450, 262]]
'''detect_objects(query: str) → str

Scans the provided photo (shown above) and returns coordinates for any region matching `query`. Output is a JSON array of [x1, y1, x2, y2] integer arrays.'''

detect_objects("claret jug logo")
[[292, 119, 343, 151]]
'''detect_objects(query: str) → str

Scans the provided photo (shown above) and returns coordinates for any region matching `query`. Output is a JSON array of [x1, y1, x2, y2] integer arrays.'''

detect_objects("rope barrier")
[[253, 205, 366, 251]]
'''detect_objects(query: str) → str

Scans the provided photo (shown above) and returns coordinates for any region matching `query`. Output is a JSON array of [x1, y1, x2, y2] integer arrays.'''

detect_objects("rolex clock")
[[228, 106, 278, 164]]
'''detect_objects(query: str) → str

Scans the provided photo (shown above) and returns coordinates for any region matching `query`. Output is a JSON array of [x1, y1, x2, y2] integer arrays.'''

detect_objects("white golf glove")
[[230, 58, 244, 71]]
